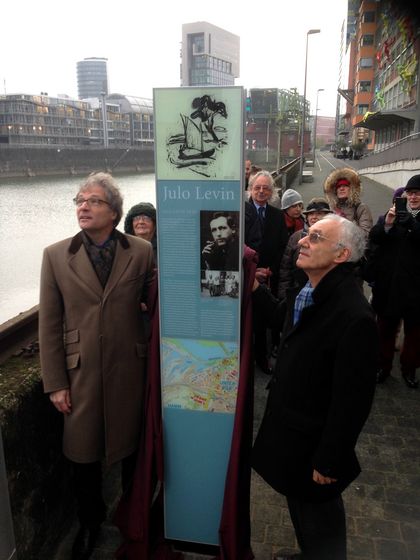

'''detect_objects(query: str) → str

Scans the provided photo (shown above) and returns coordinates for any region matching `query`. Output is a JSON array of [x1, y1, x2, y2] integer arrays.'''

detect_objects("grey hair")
[[78, 172, 123, 226], [248, 170, 274, 191], [318, 213, 366, 262]]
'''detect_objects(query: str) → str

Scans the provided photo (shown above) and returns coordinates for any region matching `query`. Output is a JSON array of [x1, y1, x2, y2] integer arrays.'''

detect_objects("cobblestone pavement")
[[251, 364, 420, 560], [53, 156, 420, 559], [55, 363, 420, 560]]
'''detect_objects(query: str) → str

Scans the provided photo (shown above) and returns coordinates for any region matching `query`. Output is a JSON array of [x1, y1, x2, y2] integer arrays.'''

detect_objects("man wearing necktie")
[[245, 170, 288, 373]]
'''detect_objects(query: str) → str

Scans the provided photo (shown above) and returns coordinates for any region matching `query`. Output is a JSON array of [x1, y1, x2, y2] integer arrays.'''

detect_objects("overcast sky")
[[2, 0, 347, 117]]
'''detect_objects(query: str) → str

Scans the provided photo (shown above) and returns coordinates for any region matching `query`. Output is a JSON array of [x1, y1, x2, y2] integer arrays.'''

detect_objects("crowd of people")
[[244, 164, 420, 560], [38, 165, 420, 560]]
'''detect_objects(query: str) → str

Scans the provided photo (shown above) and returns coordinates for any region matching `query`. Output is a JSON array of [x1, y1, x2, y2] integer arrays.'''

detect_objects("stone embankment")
[[0, 146, 154, 179]]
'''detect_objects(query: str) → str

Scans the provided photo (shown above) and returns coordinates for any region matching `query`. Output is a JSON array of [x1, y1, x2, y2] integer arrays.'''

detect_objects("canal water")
[[0, 173, 156, 324]]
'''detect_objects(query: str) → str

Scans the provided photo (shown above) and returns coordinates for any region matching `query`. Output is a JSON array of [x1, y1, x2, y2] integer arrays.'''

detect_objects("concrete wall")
[[0, 355, 74, 560], [359, 159, 420, 189]]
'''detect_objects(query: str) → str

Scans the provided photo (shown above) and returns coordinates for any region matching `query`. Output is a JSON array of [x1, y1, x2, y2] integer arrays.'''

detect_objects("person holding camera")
[[368, 175, 420, 388]]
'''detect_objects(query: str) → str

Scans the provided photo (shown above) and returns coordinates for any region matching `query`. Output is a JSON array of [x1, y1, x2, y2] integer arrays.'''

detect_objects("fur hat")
[[281, 189, 303, 210], [303, 197, 332, 214], [405, 175, 420, 191], [324, 167, 362, 209], [124, 202, 156, 235]]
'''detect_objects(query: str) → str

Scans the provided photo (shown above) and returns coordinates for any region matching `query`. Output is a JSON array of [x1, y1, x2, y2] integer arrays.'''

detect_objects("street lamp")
[[312, 88, 324, 163], [299, 29, 320, 184], [101, 92, 109, 148]]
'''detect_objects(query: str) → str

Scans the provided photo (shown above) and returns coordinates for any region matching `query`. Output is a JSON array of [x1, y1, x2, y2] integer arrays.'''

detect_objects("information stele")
[[153, 86, 244, 546]]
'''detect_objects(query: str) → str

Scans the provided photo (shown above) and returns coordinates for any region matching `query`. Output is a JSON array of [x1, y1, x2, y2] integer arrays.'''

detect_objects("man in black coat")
[[245, 170, 288, 372], [368, 174, 420, 388], [252, 214, 378, 560]]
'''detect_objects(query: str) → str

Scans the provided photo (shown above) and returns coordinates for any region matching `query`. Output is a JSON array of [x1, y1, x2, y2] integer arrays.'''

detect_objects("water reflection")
[[0, 173, 156, 324]]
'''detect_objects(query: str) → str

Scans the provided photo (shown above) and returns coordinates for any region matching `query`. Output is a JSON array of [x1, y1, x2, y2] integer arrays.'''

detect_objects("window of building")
[[360, 34, 374, 46], [362, 11, 375, 23], [357, 104, 369, 115], [191, 34, 204, 55], [359, 58, 373, 70], [357, 80, 371, 92]]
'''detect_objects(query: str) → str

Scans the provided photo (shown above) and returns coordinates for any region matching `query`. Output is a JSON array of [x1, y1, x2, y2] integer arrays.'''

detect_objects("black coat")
[[277, 228, 308, 301], [252, 264, 378, 503], [367, 212, 420, 317], [245, 202, 289, 271], [245, 201, 288, 288]]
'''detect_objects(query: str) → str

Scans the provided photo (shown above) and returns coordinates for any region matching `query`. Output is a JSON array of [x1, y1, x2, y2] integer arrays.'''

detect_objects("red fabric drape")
[[114, 246, 258, 559]]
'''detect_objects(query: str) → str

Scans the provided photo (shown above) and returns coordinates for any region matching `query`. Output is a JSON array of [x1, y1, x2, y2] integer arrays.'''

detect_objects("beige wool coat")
[[39, 230, 154, 465]]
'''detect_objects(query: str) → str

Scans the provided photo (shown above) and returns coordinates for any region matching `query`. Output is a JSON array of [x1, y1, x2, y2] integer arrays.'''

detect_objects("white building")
[[180, 22, 240, 87]]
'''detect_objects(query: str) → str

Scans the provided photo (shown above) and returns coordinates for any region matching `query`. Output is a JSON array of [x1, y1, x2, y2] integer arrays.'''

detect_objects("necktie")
[[258, 206, 265, 223]]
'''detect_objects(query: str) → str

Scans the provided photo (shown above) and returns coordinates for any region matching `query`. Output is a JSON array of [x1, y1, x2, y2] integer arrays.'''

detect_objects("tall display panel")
[[154, 87, 244, 545]]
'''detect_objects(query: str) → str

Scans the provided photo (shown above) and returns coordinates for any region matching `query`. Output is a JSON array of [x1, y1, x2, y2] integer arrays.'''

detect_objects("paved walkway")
[[53, 155, 420, 559]]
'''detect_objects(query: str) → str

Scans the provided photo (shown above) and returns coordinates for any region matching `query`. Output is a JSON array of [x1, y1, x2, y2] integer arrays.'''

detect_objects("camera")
[[394, 197, 409, 223]]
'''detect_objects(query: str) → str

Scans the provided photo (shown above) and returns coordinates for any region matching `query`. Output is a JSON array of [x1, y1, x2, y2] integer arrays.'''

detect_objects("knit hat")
[[281, 189, 303, 210], [405, 175, 420, 191], [124, 202, 156, 235], [392, 187, 405, 201], [302, 198, 332, 214]]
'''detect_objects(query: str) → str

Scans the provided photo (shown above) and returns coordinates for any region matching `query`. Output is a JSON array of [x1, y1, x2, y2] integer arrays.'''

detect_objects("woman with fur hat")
[[324, 168, 373, 236], [124, 202, 157, 258]]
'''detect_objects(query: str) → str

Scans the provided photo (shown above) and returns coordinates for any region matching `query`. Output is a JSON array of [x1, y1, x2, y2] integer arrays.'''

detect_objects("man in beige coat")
[[39, 172, 154, 559]]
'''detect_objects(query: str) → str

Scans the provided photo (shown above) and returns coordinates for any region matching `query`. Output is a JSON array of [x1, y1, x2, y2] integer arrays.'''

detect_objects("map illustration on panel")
[[162, 338, 239, 413]]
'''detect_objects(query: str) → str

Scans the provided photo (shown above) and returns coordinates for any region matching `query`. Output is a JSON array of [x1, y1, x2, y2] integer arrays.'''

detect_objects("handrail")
[[369, 131, 420, 155]]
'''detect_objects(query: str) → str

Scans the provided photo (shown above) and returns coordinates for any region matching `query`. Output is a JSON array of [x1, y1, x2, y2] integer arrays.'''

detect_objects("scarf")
[[284, 213, 304, 234], [82, 230, 117, 288]]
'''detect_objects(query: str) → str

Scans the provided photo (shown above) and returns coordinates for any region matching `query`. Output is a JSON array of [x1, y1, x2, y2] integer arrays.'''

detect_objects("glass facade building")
[[0, 94, 154, 147], [181, 22, 240, 86], [77, 57, 109, 100]]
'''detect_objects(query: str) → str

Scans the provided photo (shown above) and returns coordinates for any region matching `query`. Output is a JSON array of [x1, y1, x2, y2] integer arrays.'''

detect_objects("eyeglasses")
[[252, 185, 271, 191], [406, 190, 420, 196], [73, 196, 110, 207], [305, 231, 344, 248], [133, 214, 153, 223]]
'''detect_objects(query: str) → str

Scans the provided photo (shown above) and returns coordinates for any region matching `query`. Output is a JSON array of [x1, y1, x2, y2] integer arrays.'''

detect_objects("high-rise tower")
[[77, 57, 109, 100]]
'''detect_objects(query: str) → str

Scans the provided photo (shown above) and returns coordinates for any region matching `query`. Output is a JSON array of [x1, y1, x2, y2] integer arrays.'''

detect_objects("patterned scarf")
[[293, 281, 314, 325], [82, 231, 117, 288], [407, 203, 420, 218]]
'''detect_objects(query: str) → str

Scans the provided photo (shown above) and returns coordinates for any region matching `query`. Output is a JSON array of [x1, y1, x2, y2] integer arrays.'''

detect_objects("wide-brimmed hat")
[[302, 199, 332, 214]]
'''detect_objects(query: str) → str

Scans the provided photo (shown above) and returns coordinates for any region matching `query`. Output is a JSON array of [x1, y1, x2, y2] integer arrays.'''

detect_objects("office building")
[[77, 57, 109, 100], [0, 93, 153, 147], [180, 22, 240, 86], [339, 0, 420, 152]]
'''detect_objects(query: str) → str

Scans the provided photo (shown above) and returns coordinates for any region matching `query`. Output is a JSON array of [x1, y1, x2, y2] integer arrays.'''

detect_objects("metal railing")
[[362, 133, 420, 168]]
